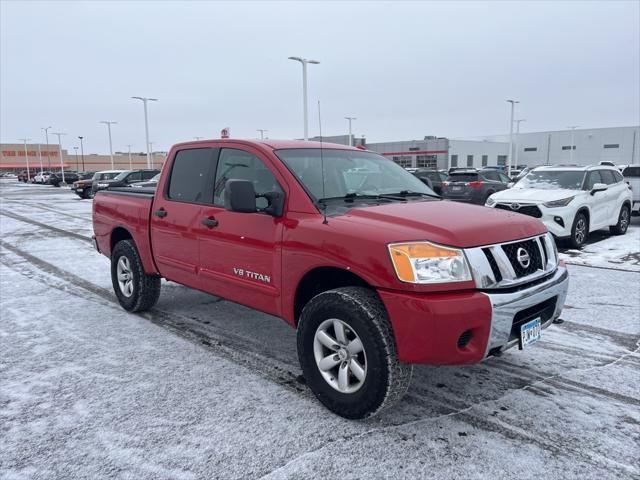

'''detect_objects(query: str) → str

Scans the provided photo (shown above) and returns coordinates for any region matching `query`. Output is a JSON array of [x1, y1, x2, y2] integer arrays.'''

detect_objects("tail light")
[[442, 181, 449, 187], [468, 181, 484, 188]]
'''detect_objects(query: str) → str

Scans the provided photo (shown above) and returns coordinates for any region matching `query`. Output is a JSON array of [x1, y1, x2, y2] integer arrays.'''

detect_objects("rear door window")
[[127, 171, 142, 183], [482, 171, 500, 182], [600, 170, 617, 185], [167, 148, 218, 203], [585, 171, 604, 189]]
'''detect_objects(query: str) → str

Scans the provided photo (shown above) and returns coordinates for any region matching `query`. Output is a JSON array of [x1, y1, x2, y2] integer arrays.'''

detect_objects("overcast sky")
[[1, 0, 639, 154]]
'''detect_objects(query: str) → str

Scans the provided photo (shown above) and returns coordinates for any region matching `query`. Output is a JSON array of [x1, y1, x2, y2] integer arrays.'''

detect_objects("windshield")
[[113, 171, 132, 181], [276, 149, 436, 201], [94, 171, 122, 181], [515, 170, 585, 190], [448, 172, 479, 182]]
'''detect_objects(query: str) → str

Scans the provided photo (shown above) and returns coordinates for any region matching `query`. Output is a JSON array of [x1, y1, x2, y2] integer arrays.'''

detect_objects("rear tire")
[[610, 204, 630, 235], [297, 287, 412, 419], [111, 239, 161, 312], [81, 188, 90, 199], [569, 212, 589, 249]]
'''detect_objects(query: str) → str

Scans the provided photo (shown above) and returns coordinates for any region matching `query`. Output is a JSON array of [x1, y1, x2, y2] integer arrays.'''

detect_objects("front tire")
[[569, 211, 589, 249], [297, 287, 412, 419], [610, 205, 630, 235], [81, 188, 90, 199], [111, 239, 161, 312]]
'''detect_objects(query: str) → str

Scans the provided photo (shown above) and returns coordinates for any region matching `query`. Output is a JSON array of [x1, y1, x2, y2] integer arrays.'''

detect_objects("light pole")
[[126, 144, 133, 169], [41, 126, 52, 169], [73, 146, 79, 170], [149, 142, 154, 168], [51, 132, 66, 184], [567, 126, 579, 164], [288, 56, 320, 141], [131, 96, 158, 168], [514, 119, 526, 170], [78, 136, 85, 171], [344, 116, 357, 146], [37, 143, 44, 177], [506, 99, 519, 176], [18, 138, 31, 181], [99, 121, 117, 169], [257, 129, 268, 140]]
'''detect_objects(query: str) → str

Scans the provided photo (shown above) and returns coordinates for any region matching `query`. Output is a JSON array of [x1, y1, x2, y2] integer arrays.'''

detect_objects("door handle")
[[154, 208, 167, 218], [201, 217, 219, 228]]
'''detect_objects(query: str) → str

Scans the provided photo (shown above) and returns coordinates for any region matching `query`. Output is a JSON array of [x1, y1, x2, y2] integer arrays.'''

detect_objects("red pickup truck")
[[93, 139, 569, 418]]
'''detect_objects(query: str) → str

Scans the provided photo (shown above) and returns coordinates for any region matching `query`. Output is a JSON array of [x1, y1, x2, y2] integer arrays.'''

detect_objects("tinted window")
[[600, 170, 617, 185], [482, 171, 499, 181], [585, 171, 604, 189], [167, 148, 217, 203], [127, 171, 142, 182], [623, 166, 640, 177], [499, 173, 512, 183], [466, 155, 473, 167], [612, 170, 623, 182], [450, 155, 458, 167], [449, 172, 479, 182], [142, 170, 159, 180], [214, 148, 281, 206]]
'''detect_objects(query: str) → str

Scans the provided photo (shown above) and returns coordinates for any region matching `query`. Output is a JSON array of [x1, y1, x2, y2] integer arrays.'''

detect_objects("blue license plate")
[[520, 317, 541, 348]]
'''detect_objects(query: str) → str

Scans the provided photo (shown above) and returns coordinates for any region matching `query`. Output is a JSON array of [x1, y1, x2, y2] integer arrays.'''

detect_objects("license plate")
[[452, 186, 462, 191], [520, 318, 541, 348]]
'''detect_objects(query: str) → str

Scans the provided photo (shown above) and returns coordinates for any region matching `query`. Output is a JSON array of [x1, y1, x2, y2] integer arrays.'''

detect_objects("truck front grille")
[[509, 296, 558, 342], [501, 239, 544, 277]]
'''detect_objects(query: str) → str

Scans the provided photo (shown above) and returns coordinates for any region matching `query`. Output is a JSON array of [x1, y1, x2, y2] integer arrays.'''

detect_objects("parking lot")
[[1, 179, 639, 479]]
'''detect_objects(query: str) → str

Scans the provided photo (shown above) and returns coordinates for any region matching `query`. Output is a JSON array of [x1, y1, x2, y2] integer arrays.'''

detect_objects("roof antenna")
[[318, 100, 328, 224]]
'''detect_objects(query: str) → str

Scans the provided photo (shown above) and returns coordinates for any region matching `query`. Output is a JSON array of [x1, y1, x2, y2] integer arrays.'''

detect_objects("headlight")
[[543, 196, 574, 208], [97, 183, 109, 188], [388, 241, 472, 284], [485, 196, 496, 206]]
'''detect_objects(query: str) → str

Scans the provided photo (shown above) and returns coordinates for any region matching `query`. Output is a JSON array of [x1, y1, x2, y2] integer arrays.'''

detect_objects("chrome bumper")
[[482, 266, 569, 356]]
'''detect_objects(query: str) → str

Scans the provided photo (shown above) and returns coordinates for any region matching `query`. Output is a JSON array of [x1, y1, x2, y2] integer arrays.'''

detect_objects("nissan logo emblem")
[[510, 203, 521, 210], [516, 247, 531, 268]]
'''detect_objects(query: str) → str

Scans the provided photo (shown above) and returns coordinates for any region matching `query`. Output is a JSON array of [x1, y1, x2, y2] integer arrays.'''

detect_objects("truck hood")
[[491, 187, 578, 203], [333, 199, 546, 248]]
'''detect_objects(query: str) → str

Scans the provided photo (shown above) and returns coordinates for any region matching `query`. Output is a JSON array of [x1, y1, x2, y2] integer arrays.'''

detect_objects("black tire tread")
[[609, 204, 630, 235], [297, 286, 412, 419], [111, 239, 161, 312], [569, 212, 588, 249]]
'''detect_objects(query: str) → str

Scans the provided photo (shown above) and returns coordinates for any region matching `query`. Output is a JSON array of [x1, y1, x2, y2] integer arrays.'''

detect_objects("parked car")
[[93, 139, 568, 419], [486, 165, 632, 248], [131, 173, 161, 188], [48, 171, 79, 186], [92, 169, 160, 194], [441, 168, 511, 204], [17, 170, 32, 183], [622, 165, 640, 215], [32, 171, 52, 184], [412, 168, 447, 195], [72, 170, 122, 199]]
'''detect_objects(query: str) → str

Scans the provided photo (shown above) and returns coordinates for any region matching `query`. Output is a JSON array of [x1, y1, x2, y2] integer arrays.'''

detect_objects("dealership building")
[[0, 143, 166, 174], [315, 126, 639, 171]]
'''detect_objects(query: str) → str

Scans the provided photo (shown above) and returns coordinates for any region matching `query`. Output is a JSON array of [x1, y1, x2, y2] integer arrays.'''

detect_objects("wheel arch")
[[110, 226, 133, 251], [293, 266, 374, 326]]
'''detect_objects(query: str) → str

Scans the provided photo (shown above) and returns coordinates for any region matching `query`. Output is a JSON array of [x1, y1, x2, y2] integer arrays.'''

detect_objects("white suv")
[[486, 165, 632, 248]]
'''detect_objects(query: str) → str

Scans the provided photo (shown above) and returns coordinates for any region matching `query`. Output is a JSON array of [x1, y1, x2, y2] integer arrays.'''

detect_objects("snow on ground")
[[1, 180, 639, 479]]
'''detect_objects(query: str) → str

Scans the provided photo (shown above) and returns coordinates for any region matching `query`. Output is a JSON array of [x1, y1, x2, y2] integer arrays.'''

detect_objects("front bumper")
[[378, 265, 569, 365]]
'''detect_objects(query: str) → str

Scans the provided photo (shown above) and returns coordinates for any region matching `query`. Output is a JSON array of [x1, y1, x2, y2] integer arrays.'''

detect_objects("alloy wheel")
[[116, 256, 134, 297], [313, 318, 367, 394]]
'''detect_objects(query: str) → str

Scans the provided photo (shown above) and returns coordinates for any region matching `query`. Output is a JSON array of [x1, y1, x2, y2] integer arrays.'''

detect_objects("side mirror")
[[224, 179, 257, 213], [590, 183, 608, 195], [261, 191, 285, 217]]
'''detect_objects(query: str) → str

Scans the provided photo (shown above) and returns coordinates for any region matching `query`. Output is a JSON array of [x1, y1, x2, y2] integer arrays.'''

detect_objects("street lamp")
[[514, 119, 526, 170], [288, 56, 320, 141], [78, 136, 85, 171], [567, 125, 580, 164], [99, 121, 117, 169], [149, 142, 154, 168], [73, 146, 79, 170], [126, 144, 133, 169], [51, 132, 66, 184], [506, 99, 519, 176], [257, 129, 268, 140], [41, 126, 52, 169], [344, 116, 357, 146], [18, 138, 32, 181], [131, 96, 158, 168]]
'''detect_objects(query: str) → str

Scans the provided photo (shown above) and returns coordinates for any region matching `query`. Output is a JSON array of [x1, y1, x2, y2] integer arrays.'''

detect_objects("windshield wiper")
[[320, 193, 389, 203], [378, 190, 440, 200]]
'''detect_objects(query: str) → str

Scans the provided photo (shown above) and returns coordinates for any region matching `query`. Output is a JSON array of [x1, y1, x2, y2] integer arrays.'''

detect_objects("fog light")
[[457, 330, 473, 348], [554, 216, 564, 227]]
